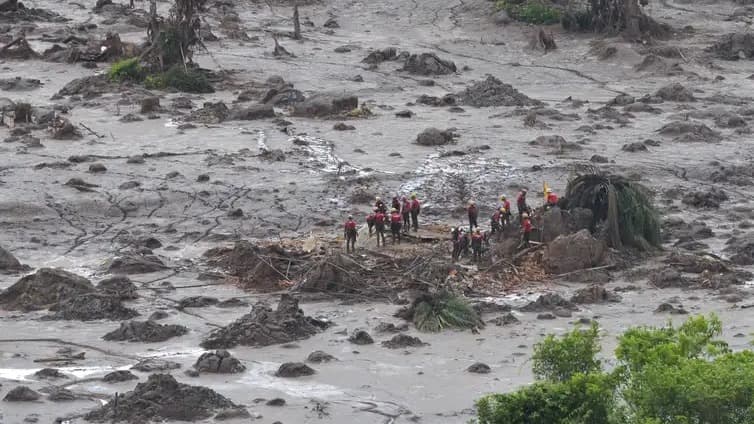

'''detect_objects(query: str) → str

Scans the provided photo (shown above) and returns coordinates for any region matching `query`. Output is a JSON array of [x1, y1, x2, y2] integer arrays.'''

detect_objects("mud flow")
[[2, 0, 754, 422]]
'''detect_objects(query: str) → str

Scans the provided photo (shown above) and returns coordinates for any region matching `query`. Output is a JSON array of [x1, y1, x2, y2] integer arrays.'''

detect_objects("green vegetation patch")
[[108, 57, 145, 82], [495, 0, 561, 25]]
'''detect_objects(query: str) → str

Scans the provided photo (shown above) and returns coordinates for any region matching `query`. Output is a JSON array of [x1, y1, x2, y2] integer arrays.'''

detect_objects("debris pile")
[[205, 241, 310, 291], [570, 284, 621, 304], [544, 230, 607, 274], [0, 268, 94, 311], [457, 76, 541, 107], [96, 276, 138, 300], [402, 53, 456, 75], [46, 293, 139, 321], [85, 374, 241, 423], [709, 33, 754, 60], [103, 320, 189, 342], [201, 294, 330, 349], [381, 334, 428, 349]]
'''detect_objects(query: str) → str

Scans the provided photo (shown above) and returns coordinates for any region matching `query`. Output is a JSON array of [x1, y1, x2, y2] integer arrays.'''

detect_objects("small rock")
[[227, 208, 244, 218], [621, 142, 648, 152], [590, 154, 609, 163], [348, 329, 374, 345], [323, 17, 339, 28], [395, 110, 414, 118], [47, 387, 76, 402], [654, 303, 688, 314], [126, 156, 145, 164], [537, 313, 557, 320], [33, 368, 67, 380], [381, 334, 428, 349], [102, 370, 138, 383], [266, 398, 286, 406], [130, 358, 181, 372], [467, 362, 491, 374], [333, 122, 355, 131], [214, 408, 251, 421], [275, 362, 315, 377], [88, 163, 107, 173], [197, 174, 210, 182], [488, 312, 519, 326], [307, 350, 336, 363]]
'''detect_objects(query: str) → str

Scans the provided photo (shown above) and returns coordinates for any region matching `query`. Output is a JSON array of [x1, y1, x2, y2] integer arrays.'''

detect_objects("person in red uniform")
[[467, 200, 479, 232], [410, 193, 421, 232], [520, 212, 533, 248], [471, 229, 484, 262], [391, 196, 401, 212], [375, 197, 387, 214], [500, 195, 512, 226], [545, 188, 559, 209], [389, 208, 402, 244], [344, 215, 358, 253], [366, 208, 376, 236], [490, 207, 502, 238], [374, 209, 387, 247], [401, 196, 412, 232], [517, 189, 530, 218]]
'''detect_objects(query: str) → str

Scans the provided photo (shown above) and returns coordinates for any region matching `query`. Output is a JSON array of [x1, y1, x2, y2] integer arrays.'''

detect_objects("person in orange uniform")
[[500, 195, 512, 226], [545, 188, 559, 209], [344, 215, 358, 253], [410, 193, 421, 232], [389, 208, 403, 244], [366, 208, 376, 236], [374, 209, 386, 247], [471, 229, 484, 262], [401, 196, 412, 233], [467, 200, 479, 232], [517, 189, 530, 218], [520, 212, 533, 248]]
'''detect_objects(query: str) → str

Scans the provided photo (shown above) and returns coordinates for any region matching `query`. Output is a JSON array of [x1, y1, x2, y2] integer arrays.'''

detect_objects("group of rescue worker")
[[344, 187, 560, 259]]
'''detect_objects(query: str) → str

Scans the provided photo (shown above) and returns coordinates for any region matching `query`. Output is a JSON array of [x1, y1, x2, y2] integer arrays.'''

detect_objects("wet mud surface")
[[2, 0, 754, 422]]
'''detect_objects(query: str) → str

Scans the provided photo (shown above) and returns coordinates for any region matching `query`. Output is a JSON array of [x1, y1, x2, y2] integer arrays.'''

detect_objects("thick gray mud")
[[2, 0, 754, 422]]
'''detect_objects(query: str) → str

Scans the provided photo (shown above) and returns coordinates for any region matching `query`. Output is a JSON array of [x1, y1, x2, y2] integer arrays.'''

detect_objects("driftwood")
[[0, 36, 41, 59], [292, 4, 302, 40]]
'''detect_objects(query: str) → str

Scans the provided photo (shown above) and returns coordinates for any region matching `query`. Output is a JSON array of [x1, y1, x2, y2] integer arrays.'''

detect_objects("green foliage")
[[108, 58, 145, 82], [157, 28, 185, 68], [475, 315, 754, 424], [144, 66, 214, 94], [495, 0, 561, 25], [476, 372, 616, 424], [411, 292, 481, 332], [532, 322, 602, 382], [565, 173, 661, 250]]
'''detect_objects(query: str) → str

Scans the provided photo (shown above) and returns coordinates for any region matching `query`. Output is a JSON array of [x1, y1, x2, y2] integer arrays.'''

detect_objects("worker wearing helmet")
[[390, 208, 402, 244], [344, 215, 358, 253], [401, 196, 412, 232], [517, 189, 530, 218], [366, 208, 376, 236], [500, 195, 512, 226], [467, 200, 479, 233], [520, 212, 533, 248], [374, 208, 387, 247], [491, 207, 503, 237], [375, 196, 387, 214], [410, 193, 421, 232], [545, 188, 559, 209], [471, 228, 484, 262]]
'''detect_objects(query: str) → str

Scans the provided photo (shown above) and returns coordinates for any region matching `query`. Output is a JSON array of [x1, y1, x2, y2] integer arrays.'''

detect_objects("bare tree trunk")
[[623, 0, 641, 39], [293, 3, 302, 40]]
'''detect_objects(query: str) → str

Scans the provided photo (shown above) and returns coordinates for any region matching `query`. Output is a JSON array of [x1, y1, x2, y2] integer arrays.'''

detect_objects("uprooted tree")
[[560, 0, 669, 38], [141, 0, 202, 70], [563, 173, 661, 250]]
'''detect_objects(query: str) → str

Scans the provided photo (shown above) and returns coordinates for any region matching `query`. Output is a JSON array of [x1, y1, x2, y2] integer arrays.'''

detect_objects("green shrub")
[[532, 322, 601, 382], [475, 315, 754, 424], [495, 0, 561, 25], [108, 58, 145, 82], [477, 373, 616, 424], [144, 66, 214, 93], [408, 291, 482, 333]]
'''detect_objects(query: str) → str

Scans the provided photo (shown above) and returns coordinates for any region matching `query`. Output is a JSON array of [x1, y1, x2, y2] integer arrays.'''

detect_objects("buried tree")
[[475, 315, 754, 424], [563, 173, 661, 250], [559, 0, 669, 38]]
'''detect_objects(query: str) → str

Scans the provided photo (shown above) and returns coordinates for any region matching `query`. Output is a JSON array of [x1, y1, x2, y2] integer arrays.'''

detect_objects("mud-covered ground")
[[2, 0, 754, 422]]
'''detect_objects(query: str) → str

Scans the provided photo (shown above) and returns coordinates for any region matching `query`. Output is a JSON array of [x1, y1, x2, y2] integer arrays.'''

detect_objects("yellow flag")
[[543, 181, 549, 203]]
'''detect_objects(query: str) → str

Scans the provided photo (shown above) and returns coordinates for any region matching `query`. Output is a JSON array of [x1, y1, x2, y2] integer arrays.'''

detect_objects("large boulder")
[[292, 94, 358, 118], [544, 230, 607, 274], [194, 350, 246, 374], [0, 268, 94, 311], [416, 127, 456, 146]]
